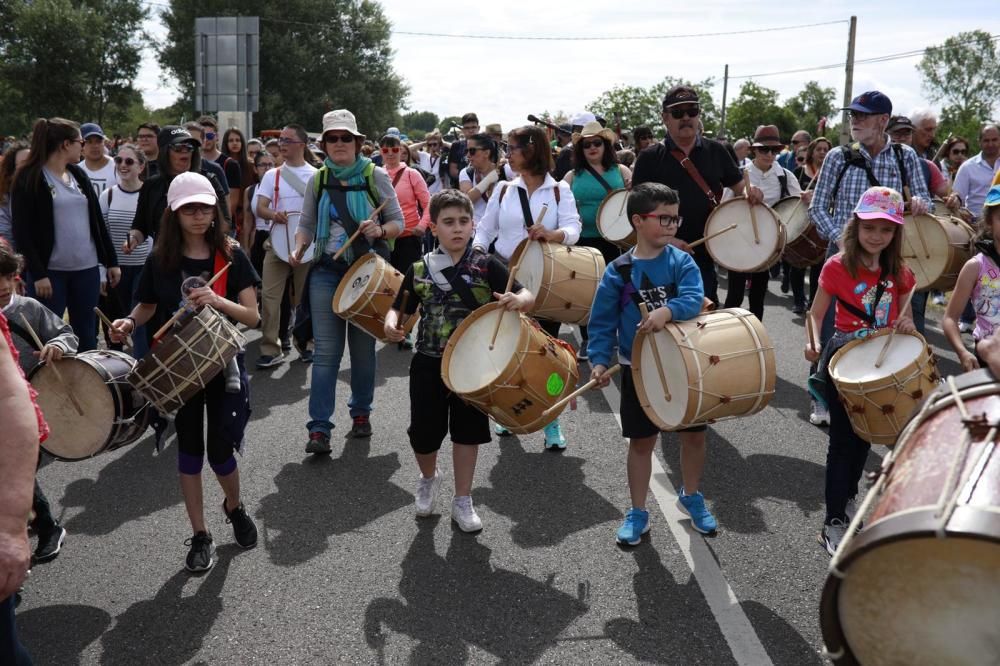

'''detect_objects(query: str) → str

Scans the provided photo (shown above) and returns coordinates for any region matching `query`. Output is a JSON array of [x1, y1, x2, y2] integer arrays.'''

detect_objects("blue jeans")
[[0, 595, 31, 665], [28, 266, 100, 352], [307, 259, 376, 436]]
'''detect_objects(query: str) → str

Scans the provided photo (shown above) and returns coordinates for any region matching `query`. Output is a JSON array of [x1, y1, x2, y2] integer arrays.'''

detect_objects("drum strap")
[[778, 173, 789, 199], [669, 148, 719, 208], [421, 255, 481, 311], [212, 252, 229, 297], [5, 319, 40, 351], [836, 269, 888, 327], [583, 164, 614, 194], [611, 253, 646, 312], [829, 144, 880, 214]]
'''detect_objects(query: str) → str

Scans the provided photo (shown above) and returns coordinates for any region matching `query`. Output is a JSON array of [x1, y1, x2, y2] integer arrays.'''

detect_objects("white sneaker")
[[959, 321, 973, 334], [932, 293, 946, 306], [415, 470, 443, 517], [809, 401, 830, 426], [819, 518, 849, 556], [451, 496, 483, 532]]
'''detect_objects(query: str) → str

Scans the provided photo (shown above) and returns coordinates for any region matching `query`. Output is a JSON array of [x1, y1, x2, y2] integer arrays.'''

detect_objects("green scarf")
[[316, 155, 374, 263]]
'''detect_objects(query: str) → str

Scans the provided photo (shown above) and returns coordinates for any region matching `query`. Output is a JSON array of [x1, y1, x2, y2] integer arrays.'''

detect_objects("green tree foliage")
[[783, 81, 837, 136], [159, 0, 408, 136], [0, 0, 147, 133], [401, 111, 439, 134], [587, 77, 718, 138], [437, 116, 463, 136], [724, 81, 796, 142]]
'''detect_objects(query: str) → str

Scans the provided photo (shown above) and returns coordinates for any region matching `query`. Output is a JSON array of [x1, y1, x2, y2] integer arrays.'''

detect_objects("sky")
[[137, 0, 997, 135]]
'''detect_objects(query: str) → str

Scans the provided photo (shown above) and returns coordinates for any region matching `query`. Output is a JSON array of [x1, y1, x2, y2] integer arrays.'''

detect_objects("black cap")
[[662, 85, 700, 109], [158, 125, 200, 149], [887, 115, 915, 132]]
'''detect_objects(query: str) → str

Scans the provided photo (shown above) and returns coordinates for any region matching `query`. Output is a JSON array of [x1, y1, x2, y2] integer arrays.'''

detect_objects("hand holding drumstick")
[[383, 291, 411, 344]]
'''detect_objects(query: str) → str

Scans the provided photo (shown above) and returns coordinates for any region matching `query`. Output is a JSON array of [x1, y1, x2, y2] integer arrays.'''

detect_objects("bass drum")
[[703, 198, 785, 273], [596, 189, 636, 249], [510, 239, 605, 325], [901, 213, 974, 292], [773, 196, 828, 269], [821, 369, 1000, 666]]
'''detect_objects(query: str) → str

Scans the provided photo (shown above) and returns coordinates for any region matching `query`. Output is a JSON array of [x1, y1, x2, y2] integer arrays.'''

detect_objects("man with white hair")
[[733, 138, 751, 167], [909, 108, 939, 161]]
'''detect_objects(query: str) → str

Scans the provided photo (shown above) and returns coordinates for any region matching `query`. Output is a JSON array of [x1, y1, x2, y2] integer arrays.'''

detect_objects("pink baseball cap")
[[854, 186, 905, 225], [167, 172, 217, 211]]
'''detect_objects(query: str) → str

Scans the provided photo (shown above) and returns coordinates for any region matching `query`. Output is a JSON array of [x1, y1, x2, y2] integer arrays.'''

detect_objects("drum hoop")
[[441, 302, 528, 395], [333, 254, 381, 315]]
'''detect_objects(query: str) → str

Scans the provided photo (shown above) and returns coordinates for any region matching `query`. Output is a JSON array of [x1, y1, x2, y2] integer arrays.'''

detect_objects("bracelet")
[[125, 316, 137, 332]]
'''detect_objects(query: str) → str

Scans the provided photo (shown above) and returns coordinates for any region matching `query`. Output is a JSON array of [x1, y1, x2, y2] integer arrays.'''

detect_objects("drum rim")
[[704, 198, 786, 273], [631, 327, 687, 430], [828, 329, 930, 384], [595, 188, 635, 247], [332, 253, 382, 316], [441, 301, 528, 395]]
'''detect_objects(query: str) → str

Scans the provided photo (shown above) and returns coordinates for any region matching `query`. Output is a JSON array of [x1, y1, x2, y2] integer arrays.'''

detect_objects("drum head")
[[634, 329, 688, 428], [596, 190, 633, 245], [773, 196, 809, 241], [444, 307, 522, 393], [334, 256, 378, 314], [31, 357, 115, 460], [831, 333, 924, 382], [267, 212, 315, 263], [704, 199, 783, 272], [510, 240, 545, 297], [902, 214, 953, 290]]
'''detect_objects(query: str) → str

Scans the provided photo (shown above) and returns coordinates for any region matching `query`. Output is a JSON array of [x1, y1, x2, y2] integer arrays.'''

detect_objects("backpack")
[[828, 142, 910, 214], [313, 161, 381, 211]]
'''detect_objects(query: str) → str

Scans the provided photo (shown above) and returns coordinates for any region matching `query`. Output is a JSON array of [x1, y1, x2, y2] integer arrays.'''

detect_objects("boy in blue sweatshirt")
[[587, 183, 715, 545]]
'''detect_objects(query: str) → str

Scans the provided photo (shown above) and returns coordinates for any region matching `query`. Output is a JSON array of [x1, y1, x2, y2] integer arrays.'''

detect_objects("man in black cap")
[[632, 84, 761, 304]]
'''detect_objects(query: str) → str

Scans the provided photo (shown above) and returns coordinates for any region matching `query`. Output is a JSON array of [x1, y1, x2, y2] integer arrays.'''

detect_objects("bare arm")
[[942, 259, 980, 371]]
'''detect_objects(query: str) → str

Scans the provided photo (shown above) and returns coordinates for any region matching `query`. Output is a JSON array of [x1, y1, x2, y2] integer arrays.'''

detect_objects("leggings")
[[174, 361, 239, 476]]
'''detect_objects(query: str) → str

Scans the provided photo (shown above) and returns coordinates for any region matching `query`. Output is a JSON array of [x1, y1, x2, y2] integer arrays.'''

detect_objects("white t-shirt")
[[81, 158, 118, 196], [417, 151, 445, 194], [459, 164, 517, 222], [257, 162, 318, 262], [248, 183, 271, 231]]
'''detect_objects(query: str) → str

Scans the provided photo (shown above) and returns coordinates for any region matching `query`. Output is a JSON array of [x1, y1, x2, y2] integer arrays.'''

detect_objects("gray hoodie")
[[2, 294, 78, 374]]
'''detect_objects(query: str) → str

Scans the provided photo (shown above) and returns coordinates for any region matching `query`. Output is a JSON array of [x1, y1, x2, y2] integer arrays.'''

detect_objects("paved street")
[[18, 274, 963, 665]]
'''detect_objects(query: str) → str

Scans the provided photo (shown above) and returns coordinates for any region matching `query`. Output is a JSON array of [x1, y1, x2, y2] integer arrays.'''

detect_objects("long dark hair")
[[16, 118, 80, 190], [154, 203, 232, 273], [572, 135, 618, 174], [0, 140, 30, 202], [222, 127, 254, 188]]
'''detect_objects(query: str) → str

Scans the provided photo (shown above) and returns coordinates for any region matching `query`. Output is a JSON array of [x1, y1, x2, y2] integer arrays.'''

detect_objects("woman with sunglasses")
[[788, 137, 831, 315], [722, 125, 800, 321], [939, 136, 970, 186], [458, 133, 515, 222], [11, 117, 120, 352], [98, 144, 152, 357]]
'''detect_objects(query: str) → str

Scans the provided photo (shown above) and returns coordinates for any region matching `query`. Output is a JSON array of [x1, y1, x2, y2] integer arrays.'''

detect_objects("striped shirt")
[[809, 136, 932, 241], [99, 185, 150, 266]]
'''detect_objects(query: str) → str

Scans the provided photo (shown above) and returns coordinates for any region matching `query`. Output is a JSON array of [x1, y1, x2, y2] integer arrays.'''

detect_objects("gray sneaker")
[[415, 470, 443, 517], [819, 519, 849, 557], [451, 496, 483, 532], [256, 353, 285, 369]]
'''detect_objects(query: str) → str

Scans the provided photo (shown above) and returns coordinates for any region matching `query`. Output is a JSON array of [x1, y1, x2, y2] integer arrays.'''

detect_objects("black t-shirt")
[[136, 246, 259, 334], [448, 140, 468, 173], [631, 136, 742, 242], [794, 165, 811, 190], [214, 153, 242, 190], [553, 144, 574, 181]]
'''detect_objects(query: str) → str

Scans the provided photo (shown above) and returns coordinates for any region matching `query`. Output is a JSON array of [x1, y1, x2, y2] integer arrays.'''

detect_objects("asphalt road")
[[18, 273, 965, 665]]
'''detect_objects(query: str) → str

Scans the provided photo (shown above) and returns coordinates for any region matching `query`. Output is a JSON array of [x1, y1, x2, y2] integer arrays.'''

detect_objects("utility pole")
[[719, 64, 729, 140], [840, 16, 857, 146]]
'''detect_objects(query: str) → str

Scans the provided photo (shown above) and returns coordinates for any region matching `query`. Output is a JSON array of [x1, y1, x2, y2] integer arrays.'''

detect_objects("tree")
[[0, 0, 147, 131], [783, 81, 837, 136], [437, 116, 463, 136], [159, 0, 408, 136], [724, 81, 796, 143], [587, 77, 718, 139], [401, 111, 439, 134], [918, 30, 1000, 122]]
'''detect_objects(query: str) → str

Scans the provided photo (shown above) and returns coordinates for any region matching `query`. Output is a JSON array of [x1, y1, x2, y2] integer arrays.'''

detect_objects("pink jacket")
[[386, 165, 430, 237]]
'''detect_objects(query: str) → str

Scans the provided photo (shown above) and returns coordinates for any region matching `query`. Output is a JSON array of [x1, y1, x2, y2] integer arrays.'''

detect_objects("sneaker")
[[223, 500, 258, 549], [576, 346, 589, 361], [184, 531, 216, 572], [299, 349, 314, 363], [292, 336, 310, 356], [415, 470, 443, 517], [780, 274, 790, 294], [959, 321, 973, 334], [543, 420, 567, 450], [33, 524, 66, 562], [348, 415, 372, 438], [845, 496, 858, 522], [932, 292, 946, 306], [809, 401, 830, 426], [256, 353, 284, 369], [819, 518, 849, 557], [676, 488, 718, 534], [280, 338, 292, 353], [305, 431, 332, 455], [494, 422, 512, 436], [451, 496, 483, 532], [615, 508, 650, 546], [792, 302, 806, 315]]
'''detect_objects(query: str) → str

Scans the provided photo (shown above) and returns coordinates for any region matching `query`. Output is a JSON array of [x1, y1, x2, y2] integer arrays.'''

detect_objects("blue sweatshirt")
[[586, 246, 704, 368]]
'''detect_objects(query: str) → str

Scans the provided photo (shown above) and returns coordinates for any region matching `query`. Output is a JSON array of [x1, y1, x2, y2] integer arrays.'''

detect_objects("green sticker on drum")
[[546, 373, 565, 396]]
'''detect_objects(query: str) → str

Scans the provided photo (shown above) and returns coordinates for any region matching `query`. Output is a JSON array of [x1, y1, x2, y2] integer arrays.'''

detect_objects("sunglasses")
[[466, 146, 487, 155], [582, 139, 604, 150], [849, 110, 875, 120], [426, 142, 440, 148], [951, 148, 968, 155], [178, 203, 214, 216], [638, 213, 683, 227], [669, 107, 700, 119], [755, 146, 783, 154], [323, 134, 356, 144], [380, 146, 400, 154], [113, 156, 138, 166], [169, 144, 194, 153], [277, 138, 303, 145], [204, 131, 217, 140]]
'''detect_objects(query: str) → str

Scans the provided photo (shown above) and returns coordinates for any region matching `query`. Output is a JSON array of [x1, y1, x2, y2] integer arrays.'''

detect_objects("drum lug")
[[709, 354, 720, 365], [569, 270, 576, 279], [880, 404, 895, 415], [696, 321, 707, 329]]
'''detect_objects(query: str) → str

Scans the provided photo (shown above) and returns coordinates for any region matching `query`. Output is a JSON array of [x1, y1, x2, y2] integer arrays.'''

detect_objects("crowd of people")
[[1, 86, 999, 663]]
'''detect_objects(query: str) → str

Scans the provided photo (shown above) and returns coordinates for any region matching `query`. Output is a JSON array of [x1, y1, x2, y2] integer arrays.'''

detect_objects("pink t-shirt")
[[386, 165, 430, 237]]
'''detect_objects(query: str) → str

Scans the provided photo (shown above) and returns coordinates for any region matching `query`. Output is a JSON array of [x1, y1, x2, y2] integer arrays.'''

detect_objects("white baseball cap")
[[322, 109, 365, 139], [167, 172, 217, 211]]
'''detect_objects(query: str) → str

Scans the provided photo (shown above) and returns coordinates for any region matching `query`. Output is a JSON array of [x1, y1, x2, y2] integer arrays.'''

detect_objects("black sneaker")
[[299, 349, 314, 364], [184, 531, 215, 572], [280, 338, 292, 353], [305, 431, 332, 455], [348, 415, 372, 438], [33, 524, 66, 562], [256, 353, 284, 369], [223, 501, 258, 549]]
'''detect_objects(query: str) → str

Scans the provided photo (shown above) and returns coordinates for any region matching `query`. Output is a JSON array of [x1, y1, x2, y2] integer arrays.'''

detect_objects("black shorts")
[[408, 352, 491, 454], [620, 365, 706, 439]]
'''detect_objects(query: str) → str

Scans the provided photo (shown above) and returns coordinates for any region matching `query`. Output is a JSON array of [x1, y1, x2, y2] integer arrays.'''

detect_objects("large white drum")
[[266, 211, 315, 263], [510, 239, 605, 325], [703, 199, 785, 273], [596, 189, 636, 249]]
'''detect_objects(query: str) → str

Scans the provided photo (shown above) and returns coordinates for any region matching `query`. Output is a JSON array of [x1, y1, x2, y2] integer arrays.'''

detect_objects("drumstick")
[[638, 303, 671, 402], [805, 310, 818, 353], [542, 364, 621, 418], [153, 262, 232, 341], [93, 306, 131, 349], [332, 201, 390, 262], [743, 169, 760, 244], [617, 188, 630, 217], [909, 211, 931, 259], [20, 313, 85, 416], [874, 289, 916, 368], [688, 224, 738, 250], [396, 290, 411, 330]]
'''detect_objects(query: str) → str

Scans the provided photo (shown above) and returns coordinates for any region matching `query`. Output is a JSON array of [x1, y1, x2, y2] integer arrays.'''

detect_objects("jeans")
[[824, 374, 871, 523], [0, 595, 31, 665], [910, 290, 927, 336], [28, 266, 100, 352], [307, 257, 377, 436]]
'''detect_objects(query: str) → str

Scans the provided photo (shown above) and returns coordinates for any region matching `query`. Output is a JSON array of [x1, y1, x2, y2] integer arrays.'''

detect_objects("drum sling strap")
[[778, 173, 790, 199], [837, 268, 888, 328], [611, 252, 646, 312], [5, 319, 40, 351], [670, 148, 720, 209], [497, 182, 560, 211], [828, 143, 909, 213], [583, 164, 614, 194], [421, 254, 481, 311]]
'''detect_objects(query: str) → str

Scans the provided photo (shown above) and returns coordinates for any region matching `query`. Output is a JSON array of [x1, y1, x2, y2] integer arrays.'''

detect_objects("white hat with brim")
[[322, 109, 365, 139], [572, 121, 617, 146], [167, 172, 218, 211]]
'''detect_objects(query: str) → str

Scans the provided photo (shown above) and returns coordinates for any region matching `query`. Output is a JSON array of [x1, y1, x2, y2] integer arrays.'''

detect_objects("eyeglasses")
[[169, 144, 194, 153], [70, 138, 85, 146], [755, 146, 783, 154], [137, 134, 157, 140], [277, 138, 303, 145], [668, 107, 700, 119], [323, 134, 356, 144], [257, 162, 275, 169], [581, 139, 604, 150], [204, 132, 217, 140], [178, 203, 214, 217], [113, 156, 137, 166], [638, 213, 683, 227], [951, 148, 968, 155], [380, 146, 400, 154], [466, 146, 485, 155], [849, 110, 875, 121]]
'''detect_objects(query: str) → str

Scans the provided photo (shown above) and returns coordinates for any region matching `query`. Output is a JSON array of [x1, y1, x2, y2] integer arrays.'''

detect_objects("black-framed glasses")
[[466, 146, 485, 155], [113, 156, 137, 166], [323, 134, 356, 144], [169, 144, 194, 153], [669, 107, 700, 119], [849, 110, 875, 121], [755, 146, 783, 154], [582, 139, 604, 150], [638, 213, 683, 227], [257, 162, 275, 169], [178, 203, 214, 216], [951, 148, 968, 155]]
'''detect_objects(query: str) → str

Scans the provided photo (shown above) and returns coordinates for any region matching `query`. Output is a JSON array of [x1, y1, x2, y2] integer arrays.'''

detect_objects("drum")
[[333, 253, 417, 342], [29, 350, 151, 461], [901, 213, 974, 291], [703, 198, 785, 273], [596, 189, 636, 249], [441, 302, 580, 434], [631, 308, 775, 430], [509, 238, 605, 325], [266, 211, 315, 263], [828, 329, 939, 446], [128, 306, 246, 415], [820, 369, 1000, 666], [774, 196, 828, 268]]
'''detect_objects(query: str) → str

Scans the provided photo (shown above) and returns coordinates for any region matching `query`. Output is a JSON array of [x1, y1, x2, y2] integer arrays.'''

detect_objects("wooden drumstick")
[[805, 310, 818, 353], [874, 288, 916, 368], [542, 364, 621, 417], [910, 211, 931, 259], [688, 224, 738, 250], [20, 313, 85, 416], [743, 169, 760, 244], [396, 290, 411, 330], [93, 306, 131, 349], [488, 251, 527, 350], [638, 303, 671, 402], [153, 262, 232, 341], [331, 201, 390, 262]]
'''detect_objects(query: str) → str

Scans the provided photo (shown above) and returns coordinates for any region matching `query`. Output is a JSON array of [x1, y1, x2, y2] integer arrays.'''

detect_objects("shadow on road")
[[257, 437, 412, 566], [363, 520, 588, 663], [742, 599, 824, 665], [18, 603, 112, 664], [475, 440, 621, 547]]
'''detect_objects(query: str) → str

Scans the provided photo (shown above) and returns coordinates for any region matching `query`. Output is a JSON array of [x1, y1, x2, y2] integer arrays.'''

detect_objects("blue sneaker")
[[616, 508, 650, 546], [543, 420, 566, 450], [676, 488, 718, 534], [494, 422, 512, 436]]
